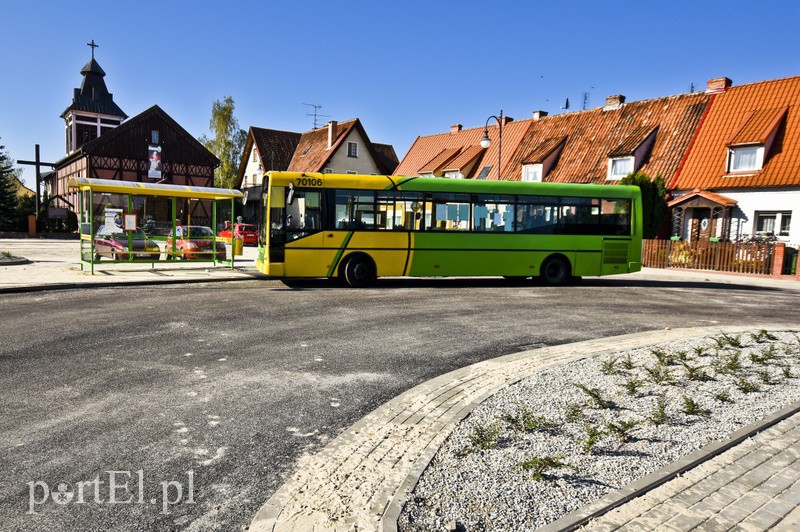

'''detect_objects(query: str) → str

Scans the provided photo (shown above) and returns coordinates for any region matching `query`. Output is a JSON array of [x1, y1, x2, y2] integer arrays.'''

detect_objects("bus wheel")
[[540, 255, 571, 286], [342, 255, 376, 288]]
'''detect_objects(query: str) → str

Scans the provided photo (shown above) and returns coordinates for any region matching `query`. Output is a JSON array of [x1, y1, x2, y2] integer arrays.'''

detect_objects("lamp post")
[[480, 110, 503, 179]]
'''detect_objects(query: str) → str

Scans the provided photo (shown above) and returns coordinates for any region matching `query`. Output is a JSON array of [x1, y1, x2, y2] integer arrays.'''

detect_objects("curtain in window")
[[731, 147, 758, 171]]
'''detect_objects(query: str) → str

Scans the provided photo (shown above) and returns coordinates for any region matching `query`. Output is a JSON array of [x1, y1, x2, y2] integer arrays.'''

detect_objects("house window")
[[301, 146, 311, 156], [755, 211, 792, 237], [522, 164, 542, 182], [324, 168, 332, 174], [608, 157, 633, 180], [728, 145, 763, 172], [444, 171, 463, 179], [347, 142, 358, 158], [252, 149, 258, 163], [476, 166, 492, 179], [346, 171, 357, 175], [151, 130, 159, 144]]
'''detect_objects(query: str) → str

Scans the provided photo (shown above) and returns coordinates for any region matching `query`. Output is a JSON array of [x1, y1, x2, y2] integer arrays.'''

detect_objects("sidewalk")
[[0, 238, 264, 293], [248, 325, 795, 532], [583, 410, 800, 531], [632, 267, 800, 291]]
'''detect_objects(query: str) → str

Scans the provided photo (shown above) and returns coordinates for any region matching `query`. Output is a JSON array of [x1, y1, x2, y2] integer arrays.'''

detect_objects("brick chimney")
[[532, 110, 548, 121], [450, 124, 462, 134], [604, 94, 626, 111], [327, 120, 338, 149], [706, 77, 732, 94]]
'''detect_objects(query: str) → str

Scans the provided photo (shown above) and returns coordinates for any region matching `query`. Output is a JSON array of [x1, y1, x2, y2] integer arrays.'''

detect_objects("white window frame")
[[754, 211, 792, 237], [521, 164, 543, 182], [607, 157, 634, 181], [347, 142, 358, 158], [444, 171, 463, 179], [252, 148, 258, 163], [727, 145, 764, 173]]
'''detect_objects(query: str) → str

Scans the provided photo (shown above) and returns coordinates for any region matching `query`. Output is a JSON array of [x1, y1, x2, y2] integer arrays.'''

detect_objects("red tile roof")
[[234, 127, 301, 188], [668, 188, 738, 207], [393, 120, 532, 180], [506, 92, 709, 183], [521, 136, 566, 164], [671, 75, 800, 190], [728, 107, 787, 146], [608, 126, 658, 157], [419, 148, 460, 173], [287, 118, 399, 174], [442, 145, 485, 172], [288, 119, 359, 173]]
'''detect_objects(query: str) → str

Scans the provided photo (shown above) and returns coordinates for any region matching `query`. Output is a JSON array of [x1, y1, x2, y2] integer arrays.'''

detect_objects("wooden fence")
[[642, 239, 775, 275]]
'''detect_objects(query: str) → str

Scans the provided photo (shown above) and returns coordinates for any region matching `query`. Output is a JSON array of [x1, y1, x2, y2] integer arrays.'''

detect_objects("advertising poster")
[[104, 208, 123, 228], [148, 145, 162, 179]]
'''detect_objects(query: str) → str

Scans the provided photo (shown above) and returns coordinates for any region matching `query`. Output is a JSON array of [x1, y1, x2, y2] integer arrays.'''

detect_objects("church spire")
[[62, 41, 127, 153]]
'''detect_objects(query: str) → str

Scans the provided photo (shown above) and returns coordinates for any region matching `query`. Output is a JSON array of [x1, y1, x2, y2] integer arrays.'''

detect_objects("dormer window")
[[727, 145, 763, 173], [608, 157, 634, 180], [521, 164, 542, 182]]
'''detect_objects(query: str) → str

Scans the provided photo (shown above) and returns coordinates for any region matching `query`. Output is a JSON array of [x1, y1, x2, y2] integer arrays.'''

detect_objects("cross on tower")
[[87, 39, 99, 58]]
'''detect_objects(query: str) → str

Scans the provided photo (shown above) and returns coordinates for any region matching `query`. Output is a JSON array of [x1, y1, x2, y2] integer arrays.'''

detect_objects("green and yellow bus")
[[256, 172, 642, 287]]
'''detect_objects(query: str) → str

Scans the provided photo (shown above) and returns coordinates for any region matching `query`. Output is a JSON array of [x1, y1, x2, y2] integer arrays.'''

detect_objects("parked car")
[[165, 225, 227, 260], [218, 223, 259, 245], [93, 225, 161, 260]]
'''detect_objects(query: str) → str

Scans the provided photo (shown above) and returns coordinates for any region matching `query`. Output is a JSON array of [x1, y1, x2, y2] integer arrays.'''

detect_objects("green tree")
[[199, 96, 246, 189], [620, 172, 667, 239], [0, 140, 20, 228]]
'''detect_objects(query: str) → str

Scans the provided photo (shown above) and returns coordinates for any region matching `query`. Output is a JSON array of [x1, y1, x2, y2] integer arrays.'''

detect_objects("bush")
[[619, 172, 667, 239]]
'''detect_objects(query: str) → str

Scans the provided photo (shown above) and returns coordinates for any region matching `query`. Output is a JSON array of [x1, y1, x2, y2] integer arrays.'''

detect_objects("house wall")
[[676, 188, 800, 245], [325, 128, 381, 174], [241, 145, 264, 189]]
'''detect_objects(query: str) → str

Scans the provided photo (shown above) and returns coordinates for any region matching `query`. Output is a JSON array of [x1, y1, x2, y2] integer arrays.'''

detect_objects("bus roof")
[[267, 172, 640, 198]]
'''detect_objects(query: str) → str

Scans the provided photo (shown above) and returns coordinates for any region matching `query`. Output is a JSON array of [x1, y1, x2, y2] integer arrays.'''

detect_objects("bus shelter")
[[68, 177, 243, 274]]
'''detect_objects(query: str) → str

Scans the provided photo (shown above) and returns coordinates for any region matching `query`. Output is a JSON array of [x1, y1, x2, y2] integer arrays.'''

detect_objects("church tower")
[[61, 41, 127, 154]]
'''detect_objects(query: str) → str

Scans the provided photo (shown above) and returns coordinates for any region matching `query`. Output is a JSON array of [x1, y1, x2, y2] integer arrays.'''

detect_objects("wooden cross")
[[87, 39, 99, 59]]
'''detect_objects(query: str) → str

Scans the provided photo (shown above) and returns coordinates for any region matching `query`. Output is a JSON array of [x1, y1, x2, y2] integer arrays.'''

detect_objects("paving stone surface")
[[584, 411, 800, 531], [247, 326, 780, 532]]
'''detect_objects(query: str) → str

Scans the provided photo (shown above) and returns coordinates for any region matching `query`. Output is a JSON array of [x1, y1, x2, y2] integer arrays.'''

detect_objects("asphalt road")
[[0, 276, 798, 530]]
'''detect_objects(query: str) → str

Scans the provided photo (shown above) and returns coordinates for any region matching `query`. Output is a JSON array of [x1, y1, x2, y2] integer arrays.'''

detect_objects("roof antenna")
[[689, 82, 696, 93], [561, 97, 570, 110], [581, 86, 595, 110], [303, 103, 330, 130]]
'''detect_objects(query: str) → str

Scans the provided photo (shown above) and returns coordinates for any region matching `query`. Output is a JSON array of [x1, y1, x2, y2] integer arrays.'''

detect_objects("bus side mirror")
[[287, 183, 295, 206]]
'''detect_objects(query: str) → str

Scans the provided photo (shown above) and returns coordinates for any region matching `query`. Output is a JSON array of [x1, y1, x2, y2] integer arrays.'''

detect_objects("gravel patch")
[[399, 330, 800, 531]]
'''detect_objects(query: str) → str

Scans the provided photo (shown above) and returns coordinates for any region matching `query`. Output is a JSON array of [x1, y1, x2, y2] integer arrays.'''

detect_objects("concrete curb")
[[0, 272, 266, 294], [539, 398, 800, 532], [248, 325, 793, 532], [0, 258, 31, 266]]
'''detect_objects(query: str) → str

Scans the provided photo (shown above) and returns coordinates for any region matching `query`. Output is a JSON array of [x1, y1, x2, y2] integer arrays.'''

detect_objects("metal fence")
[[642, 239, 778, 275]]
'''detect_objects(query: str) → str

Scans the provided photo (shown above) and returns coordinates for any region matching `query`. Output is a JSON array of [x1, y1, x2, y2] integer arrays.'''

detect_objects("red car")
[[166, 225, 227, 260], [218, 223, 258, 245], [93, 225, 161, 261]]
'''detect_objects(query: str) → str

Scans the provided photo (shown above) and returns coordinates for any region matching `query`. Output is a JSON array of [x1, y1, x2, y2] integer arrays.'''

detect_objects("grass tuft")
[[582, 425, 604, 454], [649, 396, 668, 426], [516, 456, 569, 479], [600, 357, 619, 376], [573, 383, 616, 409], [605, 419, 639, 442], [734, 377, 760, 394], [681, 395, 710, 417], [501, 407, 553, 433], [623, 377, 644, 397]]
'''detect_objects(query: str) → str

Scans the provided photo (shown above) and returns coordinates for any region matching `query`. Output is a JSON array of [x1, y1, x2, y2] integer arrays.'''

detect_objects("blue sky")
[[2, 0, 799, 187]]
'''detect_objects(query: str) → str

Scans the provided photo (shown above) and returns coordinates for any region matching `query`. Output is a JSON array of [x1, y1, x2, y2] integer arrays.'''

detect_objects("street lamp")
[[480, 110, 503, 178]]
